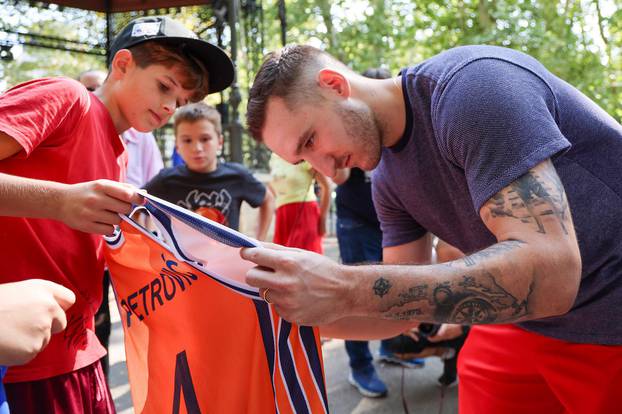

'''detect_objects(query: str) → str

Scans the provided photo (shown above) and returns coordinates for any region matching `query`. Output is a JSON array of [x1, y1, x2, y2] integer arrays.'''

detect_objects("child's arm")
[[313, 170, 332, 237], [255, 186, 275, 241], [0, 131, 143, 235]]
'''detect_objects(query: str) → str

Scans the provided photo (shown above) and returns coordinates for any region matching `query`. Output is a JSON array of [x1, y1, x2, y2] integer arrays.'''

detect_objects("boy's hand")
[[0, 279, 76, 366], [58, 179, 143, 235]]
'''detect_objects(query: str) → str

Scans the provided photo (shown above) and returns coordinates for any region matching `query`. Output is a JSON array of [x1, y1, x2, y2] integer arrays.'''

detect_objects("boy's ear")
[[109, 49, 134, 79], [317, 69, 351, 98]]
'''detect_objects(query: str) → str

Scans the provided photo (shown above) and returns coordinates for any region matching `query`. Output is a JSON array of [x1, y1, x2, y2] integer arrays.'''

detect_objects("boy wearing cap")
[[0, 16, 233, 413]]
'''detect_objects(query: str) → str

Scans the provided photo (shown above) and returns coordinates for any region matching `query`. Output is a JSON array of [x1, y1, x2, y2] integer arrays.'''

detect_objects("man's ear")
[[109, 49, 134, 79], [317, 69, 351, 98]]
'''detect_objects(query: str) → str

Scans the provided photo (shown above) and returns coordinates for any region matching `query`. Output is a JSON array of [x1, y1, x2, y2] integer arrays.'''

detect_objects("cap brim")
[[158, 37, 234, 94]]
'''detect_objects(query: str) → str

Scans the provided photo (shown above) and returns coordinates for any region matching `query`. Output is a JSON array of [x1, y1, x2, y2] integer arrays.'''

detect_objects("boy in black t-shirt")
[[145, 103, 274, 239]]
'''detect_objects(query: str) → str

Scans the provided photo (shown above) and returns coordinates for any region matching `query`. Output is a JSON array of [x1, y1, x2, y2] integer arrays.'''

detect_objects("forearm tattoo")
[[382, 270, 533, 324], [372, 277, 392, 297], [433, 273, 531, 323], [487, 162, 569, 235], [379, 242, 533, 323]]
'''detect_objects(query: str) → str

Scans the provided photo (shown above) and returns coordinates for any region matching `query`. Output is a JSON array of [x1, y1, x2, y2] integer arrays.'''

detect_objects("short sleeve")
[[239, 167, 267, 208], [372, 170, 427, 248], [0, 77, 90, 156], [432, 59, 571, 211], [143, 169, 168, 195]]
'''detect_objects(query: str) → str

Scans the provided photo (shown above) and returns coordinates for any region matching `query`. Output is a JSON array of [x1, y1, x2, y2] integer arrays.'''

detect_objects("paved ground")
[[107, 237, 458, 413]]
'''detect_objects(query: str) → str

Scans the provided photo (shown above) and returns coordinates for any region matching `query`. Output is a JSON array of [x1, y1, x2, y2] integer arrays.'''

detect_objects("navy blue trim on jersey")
[[143, 194, 257, 248], [300, 326, 330, 412], [278, 321, 311, 414], [254, 300, 279, 412]]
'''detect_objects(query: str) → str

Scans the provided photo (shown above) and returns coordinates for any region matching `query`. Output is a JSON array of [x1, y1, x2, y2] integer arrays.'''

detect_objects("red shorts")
[[4, 360, 114, 413], [273, 201, 323, 254], [458, 325, 622, 414]]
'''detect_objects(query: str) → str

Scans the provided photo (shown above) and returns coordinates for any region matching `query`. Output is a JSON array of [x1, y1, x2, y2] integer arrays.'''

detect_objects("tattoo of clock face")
[[373, 277, 392, 298]]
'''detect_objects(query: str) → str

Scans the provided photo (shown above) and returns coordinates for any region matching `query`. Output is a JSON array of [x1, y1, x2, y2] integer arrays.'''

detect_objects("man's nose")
[[308, 155, 336, 179]]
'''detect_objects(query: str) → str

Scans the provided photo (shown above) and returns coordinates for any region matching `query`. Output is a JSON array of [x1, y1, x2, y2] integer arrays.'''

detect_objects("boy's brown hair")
[[173, 102, 222, 136]]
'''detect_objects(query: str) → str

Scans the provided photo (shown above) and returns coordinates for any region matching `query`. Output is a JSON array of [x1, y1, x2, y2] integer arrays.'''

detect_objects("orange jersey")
[[104, 195, 328, 413]]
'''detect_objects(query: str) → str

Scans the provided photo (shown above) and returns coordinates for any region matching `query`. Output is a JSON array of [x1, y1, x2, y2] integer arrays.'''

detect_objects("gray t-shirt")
[[373, 45, 622, 345]]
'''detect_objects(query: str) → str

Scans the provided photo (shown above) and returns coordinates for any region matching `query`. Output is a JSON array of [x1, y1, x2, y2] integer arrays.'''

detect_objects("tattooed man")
[[243, 45, 622, 413]]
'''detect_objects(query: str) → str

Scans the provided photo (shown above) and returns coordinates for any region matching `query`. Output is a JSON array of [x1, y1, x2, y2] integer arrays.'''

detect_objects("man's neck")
[[362, 77, 407, 148]]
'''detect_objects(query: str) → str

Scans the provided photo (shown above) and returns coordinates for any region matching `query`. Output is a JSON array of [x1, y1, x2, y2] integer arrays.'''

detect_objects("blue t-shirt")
[[335, 168, 380, 227], [373, 45, 622, 345]]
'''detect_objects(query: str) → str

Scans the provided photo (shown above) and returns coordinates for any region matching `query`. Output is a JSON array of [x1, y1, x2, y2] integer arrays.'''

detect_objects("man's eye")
[[305, 134, 315, 149]]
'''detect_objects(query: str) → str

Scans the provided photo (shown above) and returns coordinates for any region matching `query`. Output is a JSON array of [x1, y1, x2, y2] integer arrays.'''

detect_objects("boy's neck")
[[94, 84, 130, 134], [186, 162, 219, 174]]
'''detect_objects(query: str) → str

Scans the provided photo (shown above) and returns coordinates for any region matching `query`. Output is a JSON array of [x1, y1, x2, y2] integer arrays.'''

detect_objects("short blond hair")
[[173, 102, 222, 136]]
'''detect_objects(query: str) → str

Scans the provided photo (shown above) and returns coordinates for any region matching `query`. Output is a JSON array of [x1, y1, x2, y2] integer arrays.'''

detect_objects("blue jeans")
[[337, 216, 390, 370]]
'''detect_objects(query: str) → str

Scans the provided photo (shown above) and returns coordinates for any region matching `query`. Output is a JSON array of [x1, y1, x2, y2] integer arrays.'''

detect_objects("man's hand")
[[0, 280, 76, 366], [241, 243, 352, 325], [58, 179, 143, 235]]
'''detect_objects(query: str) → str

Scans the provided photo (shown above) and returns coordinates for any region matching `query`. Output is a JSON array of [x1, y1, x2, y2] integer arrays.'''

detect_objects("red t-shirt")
[[0, 77, 126, 382]]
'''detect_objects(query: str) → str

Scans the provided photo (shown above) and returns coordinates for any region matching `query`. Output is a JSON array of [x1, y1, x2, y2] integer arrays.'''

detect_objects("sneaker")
[[378, 348, 425, 369], [348, 366, 388, 398]]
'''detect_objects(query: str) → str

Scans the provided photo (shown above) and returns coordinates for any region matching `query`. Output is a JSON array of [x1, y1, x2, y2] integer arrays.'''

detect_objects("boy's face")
[[114, 55, 195, 132], [175, 119, 223, 173]]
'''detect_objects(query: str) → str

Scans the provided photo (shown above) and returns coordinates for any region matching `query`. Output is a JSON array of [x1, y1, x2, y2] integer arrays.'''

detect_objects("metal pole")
[[278, 0, 286, 46], [105, 1, 113, 65], [227, 0, 243, 164]]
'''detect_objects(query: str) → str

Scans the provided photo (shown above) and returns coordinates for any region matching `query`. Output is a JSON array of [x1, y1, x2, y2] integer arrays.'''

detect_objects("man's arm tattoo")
[[488, 163, 569, 234], [431, 272, 531, 324], [382, 270, 534, 324], [373, 277, 392, 298], [381, 284, 428, 312], [386, 308, 424, 320]]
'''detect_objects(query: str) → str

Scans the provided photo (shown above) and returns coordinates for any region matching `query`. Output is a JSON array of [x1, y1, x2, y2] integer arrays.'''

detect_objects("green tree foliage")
[[0, 3, 107, 86], [1, 0, 620, 167], [256, 0, 621, 120]]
